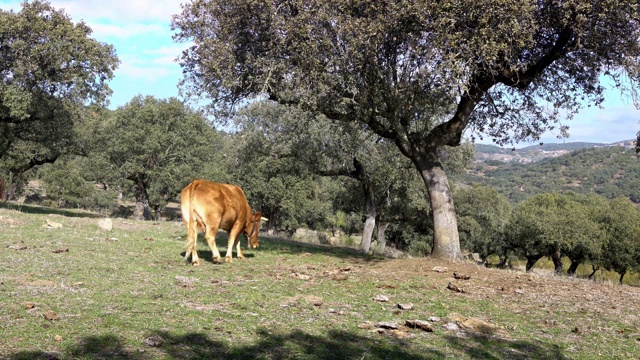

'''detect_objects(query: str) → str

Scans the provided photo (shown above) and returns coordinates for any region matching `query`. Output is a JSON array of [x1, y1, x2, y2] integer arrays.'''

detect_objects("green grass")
[[1, 206, 639, 359]]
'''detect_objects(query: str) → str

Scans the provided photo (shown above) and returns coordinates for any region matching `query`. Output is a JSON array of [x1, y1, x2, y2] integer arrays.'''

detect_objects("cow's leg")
[[184, 218, 198, 265], [235, 236, 245, 260], [225, 227, 243, 263], [204, 224, 222, 263]]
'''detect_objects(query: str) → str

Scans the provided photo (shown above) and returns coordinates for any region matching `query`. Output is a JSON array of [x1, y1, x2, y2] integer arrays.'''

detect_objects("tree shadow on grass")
[[11, 329, 441, 360], [10, 328, 568, 360], [178, 231, 381, 264], [443, 333, 567, 360], [0, 201, 101, 218]]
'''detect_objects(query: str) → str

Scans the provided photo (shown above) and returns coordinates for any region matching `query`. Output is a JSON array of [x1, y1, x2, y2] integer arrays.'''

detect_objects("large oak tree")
[[172, 0, 640, 260], [0, 0, 118, 166]]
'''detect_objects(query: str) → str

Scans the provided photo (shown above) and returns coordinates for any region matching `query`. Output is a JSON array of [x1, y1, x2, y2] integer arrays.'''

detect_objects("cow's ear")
[[253, 212, 262, 222]]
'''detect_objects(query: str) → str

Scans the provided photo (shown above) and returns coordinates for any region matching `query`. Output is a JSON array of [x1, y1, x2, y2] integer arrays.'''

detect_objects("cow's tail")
[[188, 181, 198, 240], [184, 181, 199, 260]]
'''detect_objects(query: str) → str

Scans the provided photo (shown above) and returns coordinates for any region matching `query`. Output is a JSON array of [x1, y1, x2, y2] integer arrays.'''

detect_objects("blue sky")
[[2, 0, 639, 146]]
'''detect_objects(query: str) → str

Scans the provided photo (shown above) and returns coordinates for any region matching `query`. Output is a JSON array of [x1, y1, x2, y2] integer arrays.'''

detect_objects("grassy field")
[[1, 205, 639, 359]]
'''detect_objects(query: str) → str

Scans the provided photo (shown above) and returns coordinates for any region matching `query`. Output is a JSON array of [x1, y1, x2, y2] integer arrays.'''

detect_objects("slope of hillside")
[[474, 140, 636, 164], [461, 142, 640, 203]]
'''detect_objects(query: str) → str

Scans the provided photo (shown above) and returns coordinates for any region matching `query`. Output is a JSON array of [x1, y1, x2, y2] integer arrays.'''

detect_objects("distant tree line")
[[455, 185, 640, 284]]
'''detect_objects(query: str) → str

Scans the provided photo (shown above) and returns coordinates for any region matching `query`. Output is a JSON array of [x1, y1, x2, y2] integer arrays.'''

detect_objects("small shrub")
[[339, 234, 359, 247], [407, 241, 431, 257]]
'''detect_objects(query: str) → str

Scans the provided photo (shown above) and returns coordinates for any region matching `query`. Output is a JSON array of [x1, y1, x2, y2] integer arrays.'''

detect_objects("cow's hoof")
[[213, 257, 223, 264], [225, 256, 233, 263], [191, 260, 201, 266]]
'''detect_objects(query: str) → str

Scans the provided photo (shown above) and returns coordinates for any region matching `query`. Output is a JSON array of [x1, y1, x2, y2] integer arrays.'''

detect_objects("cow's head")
[[246, 212, 262, 248]]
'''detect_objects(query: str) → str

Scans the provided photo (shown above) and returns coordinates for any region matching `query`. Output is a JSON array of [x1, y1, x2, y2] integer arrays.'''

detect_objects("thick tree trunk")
[[619, 271, 626, 285], [551, 250, 563, 275], [133, 179, 152, 221], [567, 260, 581, 276], [361, 216, 375, 253], [0, 177, 5, 201], [5, 172, 16, 201], [525, 254, 543, 272], [413, 153, 462, 261], [374, 222, 390, 255], [497, 249, 510, 269], [267, 212, 277, 235], [359, 173, 376, 254]]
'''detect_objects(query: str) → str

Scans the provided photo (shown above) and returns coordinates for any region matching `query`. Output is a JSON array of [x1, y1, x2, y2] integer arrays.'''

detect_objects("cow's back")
[[181, 180, 251, 232]]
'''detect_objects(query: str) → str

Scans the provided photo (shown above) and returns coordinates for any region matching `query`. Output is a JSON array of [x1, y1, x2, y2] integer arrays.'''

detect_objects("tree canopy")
[[0, 0, 119, 164], [173, 0, 640, 260], [88, 96, 223, 220]]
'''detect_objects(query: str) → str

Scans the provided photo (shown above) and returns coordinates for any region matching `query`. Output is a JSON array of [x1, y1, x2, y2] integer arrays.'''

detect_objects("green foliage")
[[454, 185, 512, 260], [38, 158, 118, 213], [88, 96, 223, 218], [0, 1, 118, 163], [386, 222, 433, 257], [507, 192, 606, 273], [598, 196, 640, 282]]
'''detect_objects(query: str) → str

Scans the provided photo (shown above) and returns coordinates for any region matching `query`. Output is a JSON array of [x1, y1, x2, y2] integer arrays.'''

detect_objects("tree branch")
[[9, 153, 60, 175]]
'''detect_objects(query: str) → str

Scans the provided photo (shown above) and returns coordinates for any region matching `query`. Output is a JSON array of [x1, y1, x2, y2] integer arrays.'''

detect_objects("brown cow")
[[180, 179, 261, 265]]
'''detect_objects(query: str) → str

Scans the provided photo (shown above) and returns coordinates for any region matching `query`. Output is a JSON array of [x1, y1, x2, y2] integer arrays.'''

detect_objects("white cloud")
[[116, 61, 173, 80], [90, 23, 170, 39], [53, 0, 184, 24]]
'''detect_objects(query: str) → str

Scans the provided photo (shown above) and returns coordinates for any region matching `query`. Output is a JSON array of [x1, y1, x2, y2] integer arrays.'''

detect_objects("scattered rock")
[[42, 310, 59, 321], [98, 218, 113, 231], [330, 273, 349, 281], [572, 327, 583, 335], [386, 329, 414, 339], [514, 288, 525, 295], [443, 322, 460, 331], [447, 282, 465, 293], [373, 294, 389, 302], [397, 303, 414, 310], [428, 316, 442, 322], [453, 273, 471, 280], [44, 219, 63, 229], [175, 276, 197, 288], [374, 321, 398, 330], [8, 244, 28, 250], [406, 319, 435, 332], [52, 248, 69, 253], [358, 321, 375, 330], [22, 302, 38, 309], [143, 335, 164, 347], [54, 335, 63, 341], [304, 295, 324, 307], [450, 314, 502, 336], [432, 266, 448, 273], [290, 273, 311, 280], [405, 320, 435, 332]]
